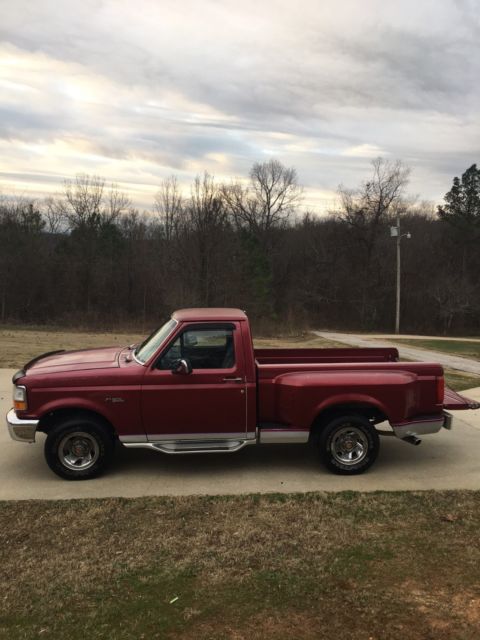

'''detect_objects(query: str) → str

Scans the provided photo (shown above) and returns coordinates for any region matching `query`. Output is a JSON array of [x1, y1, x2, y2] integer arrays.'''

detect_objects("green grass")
[[1, 492, 480, 639], [394, 338, 480, 361]]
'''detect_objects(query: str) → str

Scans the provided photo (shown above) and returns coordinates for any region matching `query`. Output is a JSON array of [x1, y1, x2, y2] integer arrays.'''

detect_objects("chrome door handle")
[[222, 377, 244, 383]]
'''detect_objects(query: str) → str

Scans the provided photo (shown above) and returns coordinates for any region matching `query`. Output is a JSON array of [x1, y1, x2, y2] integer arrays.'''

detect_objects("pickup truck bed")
[[254, 347, 399, 364]]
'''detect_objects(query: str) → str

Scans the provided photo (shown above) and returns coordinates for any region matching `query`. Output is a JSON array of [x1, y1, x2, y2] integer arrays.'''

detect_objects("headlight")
[[13, 385, 27, 411]]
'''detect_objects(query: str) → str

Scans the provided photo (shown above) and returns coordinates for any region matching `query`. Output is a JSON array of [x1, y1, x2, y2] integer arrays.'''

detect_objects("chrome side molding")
[[259, 429, 310, 444], [137, 431, 254, 442]]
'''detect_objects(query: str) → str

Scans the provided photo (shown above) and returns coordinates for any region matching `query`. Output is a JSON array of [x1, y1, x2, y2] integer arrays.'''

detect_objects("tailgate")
[[443, 386, 480, 410]]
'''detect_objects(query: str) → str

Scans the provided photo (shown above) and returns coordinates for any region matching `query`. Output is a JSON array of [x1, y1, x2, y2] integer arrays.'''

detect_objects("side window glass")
[[158, 327, 235, 370], [158, 337, 182, 370]]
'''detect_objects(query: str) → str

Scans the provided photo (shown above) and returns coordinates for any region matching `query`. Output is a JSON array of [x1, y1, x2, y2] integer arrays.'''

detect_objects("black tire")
[[44, 416, 114, 480], [318, 414, 379, 475]]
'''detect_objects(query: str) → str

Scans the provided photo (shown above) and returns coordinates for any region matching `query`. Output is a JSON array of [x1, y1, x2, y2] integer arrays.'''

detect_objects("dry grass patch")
[[0, 327, 345, 369], [254, 333, 347, 349], [0, 327, 146, 368], [1, 492, 480, 639]]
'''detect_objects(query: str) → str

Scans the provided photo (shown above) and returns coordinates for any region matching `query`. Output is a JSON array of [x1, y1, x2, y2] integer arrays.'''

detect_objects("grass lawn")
[[1, 492, 479, 639], [393, 338, 480, 361]]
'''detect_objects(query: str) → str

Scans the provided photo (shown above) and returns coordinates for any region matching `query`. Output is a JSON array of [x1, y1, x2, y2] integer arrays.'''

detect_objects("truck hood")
[[23, 346, 123, 376]]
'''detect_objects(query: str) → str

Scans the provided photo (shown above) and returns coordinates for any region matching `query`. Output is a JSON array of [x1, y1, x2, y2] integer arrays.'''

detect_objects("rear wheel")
[[44, 417, 114, 480], [318, 414, 379, 475]]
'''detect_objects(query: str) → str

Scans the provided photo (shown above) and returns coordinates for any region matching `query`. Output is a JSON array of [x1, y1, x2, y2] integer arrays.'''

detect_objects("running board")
[[122, 439, 254, 455]]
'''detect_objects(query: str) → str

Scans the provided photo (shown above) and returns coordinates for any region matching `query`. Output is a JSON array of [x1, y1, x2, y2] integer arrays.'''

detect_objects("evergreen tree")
[[438, 164, 480, 233]]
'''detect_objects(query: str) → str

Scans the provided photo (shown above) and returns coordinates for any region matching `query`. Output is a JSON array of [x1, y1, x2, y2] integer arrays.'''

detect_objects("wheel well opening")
[[38, 408, 116, 439], [310, 404, 387, 442]]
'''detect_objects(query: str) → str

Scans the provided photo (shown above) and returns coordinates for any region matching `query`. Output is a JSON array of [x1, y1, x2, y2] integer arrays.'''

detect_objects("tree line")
[[0, 159, 479, 335]]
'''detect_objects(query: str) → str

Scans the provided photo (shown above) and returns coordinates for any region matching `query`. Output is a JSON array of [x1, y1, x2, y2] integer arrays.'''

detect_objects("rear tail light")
[[436, 376, 445, 405]]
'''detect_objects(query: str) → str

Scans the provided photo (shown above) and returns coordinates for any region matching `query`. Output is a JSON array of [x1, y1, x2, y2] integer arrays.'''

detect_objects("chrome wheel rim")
[[331, 426, 368, 465], [59, 431, 100, 471]]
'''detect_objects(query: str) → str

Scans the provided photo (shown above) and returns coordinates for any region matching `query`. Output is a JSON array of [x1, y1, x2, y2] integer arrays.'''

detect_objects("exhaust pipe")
[[403, 435, 422, 446]]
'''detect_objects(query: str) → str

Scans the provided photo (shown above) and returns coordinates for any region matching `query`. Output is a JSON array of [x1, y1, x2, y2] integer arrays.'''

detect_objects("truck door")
[[141, 322, 248, 440]]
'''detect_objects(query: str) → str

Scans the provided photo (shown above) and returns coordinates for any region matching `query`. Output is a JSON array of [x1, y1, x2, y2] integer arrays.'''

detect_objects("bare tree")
[[187, 172, 229, 306], [63, 174, 105, 230], [223, 159, 302, 236], [338, 158, 410, 257], [107, 184, 131, 222], [336, 158, 411, 328], [43, 197, 66, 233], [58, 175, 129, 315], [62, 174, 130, 231], [250, 159, 302, 231], [189, 173, 227, 231], [220, 160, 302, 317], [154, 176, 183, 241]]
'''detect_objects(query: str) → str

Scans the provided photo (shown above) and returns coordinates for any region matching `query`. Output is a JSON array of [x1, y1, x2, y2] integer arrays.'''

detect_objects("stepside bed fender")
[[274, 370, 417, 428]]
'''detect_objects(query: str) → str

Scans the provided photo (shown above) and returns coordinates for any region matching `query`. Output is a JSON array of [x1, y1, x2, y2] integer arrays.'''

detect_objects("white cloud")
[[342, 144, 387, 158]]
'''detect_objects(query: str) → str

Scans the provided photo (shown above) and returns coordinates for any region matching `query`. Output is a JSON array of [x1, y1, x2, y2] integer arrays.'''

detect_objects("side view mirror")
[[172, 358, 192, 375]]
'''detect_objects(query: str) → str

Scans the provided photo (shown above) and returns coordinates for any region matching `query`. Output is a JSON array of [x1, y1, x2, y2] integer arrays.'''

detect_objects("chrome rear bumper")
[[391, 411, 452, 440], [6, 409, 38, 443]]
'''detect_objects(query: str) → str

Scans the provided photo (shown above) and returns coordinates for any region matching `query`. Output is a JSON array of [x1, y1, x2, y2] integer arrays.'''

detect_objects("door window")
[[158, 326, 235, 370]]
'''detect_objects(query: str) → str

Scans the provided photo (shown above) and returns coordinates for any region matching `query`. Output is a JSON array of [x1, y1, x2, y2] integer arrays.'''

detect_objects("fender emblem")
[[105, 397, 125, 403]]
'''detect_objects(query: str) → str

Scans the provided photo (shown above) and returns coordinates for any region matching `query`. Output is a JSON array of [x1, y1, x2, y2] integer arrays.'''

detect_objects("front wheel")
[[318, 414, 379, 475], [44, 417, 114, 480]]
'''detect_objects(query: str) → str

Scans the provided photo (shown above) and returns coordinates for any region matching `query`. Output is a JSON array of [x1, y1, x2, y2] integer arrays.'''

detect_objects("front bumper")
[[391, 411, 452, 440], [6, 409, 38, 443]]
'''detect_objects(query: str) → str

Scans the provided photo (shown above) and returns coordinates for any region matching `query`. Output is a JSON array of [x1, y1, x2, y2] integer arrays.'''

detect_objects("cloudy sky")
[[0, 0, 479, 211]]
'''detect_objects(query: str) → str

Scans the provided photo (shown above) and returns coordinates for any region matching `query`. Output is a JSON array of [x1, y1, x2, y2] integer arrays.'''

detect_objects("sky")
[[0, 0, 479, 211]]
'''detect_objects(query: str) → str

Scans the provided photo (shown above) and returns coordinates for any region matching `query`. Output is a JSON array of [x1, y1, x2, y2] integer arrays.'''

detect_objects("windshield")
[[134, 319, 177, 364]]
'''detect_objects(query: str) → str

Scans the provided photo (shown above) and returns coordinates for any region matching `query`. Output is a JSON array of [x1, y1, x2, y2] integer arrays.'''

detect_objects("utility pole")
[[395, 211, 401, 334], [390, 214, 411, 334]]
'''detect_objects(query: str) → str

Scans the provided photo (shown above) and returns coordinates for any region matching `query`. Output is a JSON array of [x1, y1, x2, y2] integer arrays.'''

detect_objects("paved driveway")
[[1, 369, 480, 500]]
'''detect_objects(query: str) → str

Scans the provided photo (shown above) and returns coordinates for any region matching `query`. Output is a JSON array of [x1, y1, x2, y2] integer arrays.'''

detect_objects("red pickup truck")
[[7, 308, 479, 480]]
